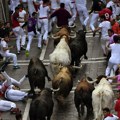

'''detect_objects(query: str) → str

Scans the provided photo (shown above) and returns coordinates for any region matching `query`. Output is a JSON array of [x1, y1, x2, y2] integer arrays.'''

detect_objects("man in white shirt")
[[93, 15, 111, 56], [103, 107, 119, 120]]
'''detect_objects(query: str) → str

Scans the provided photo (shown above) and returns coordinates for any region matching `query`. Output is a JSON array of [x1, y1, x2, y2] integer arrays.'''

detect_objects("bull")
[[88, 75, 114, 120], [27, 57, 51, 96], [74, 76, 94, 119], [52, 67, 73, 104], [69, 30, 88, 66], [29, 88, 54, 120]]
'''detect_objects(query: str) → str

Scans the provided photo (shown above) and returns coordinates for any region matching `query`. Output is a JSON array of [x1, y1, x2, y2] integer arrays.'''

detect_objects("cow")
[[52, 67, 73, 104], [27, 57, 51, 96], [74, 76, 94, 119], [29, 88, 54, 120], [89, 75, 114, 120], [69, 30, 88, 67]]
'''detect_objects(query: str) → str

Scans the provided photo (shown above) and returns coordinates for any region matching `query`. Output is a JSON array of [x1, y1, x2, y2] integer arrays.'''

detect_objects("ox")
[[69, 30, 88, 66], [29, 88, 54, 120], [27, 57, 51, 96], [52, 67, 73, 104], [90, 75, 114, 120], [74, 76, 94, 119]]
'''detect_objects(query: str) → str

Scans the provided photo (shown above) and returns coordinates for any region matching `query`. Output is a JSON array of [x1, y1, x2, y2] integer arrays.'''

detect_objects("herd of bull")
[[27, 28, 115, 120]]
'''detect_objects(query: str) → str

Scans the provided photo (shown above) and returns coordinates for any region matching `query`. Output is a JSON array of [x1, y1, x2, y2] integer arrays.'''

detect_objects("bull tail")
[[98, 91, 103, 120]]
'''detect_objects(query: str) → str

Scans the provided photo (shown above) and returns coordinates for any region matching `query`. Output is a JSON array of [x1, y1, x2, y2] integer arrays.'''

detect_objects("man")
[[0, 36, 20, 69], [37, 0, 50, 45], [50, 3, 72, 27], [89, 0, 103, 34], [103, 107, 119, 120], [75, 0, 89, 31], [93, 15, 111, 56], [12, 7, 26, 54]]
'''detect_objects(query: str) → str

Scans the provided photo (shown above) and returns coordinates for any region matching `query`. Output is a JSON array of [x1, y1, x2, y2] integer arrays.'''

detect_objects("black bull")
[[29, 88, 54, 120], [27, 58, 51, 95], [69, 30, 88, 66]]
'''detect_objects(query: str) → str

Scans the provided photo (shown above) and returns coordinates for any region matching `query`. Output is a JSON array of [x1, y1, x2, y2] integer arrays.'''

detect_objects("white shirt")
[[109, 43, 120, 64], [104, 114, 119, 120], [0, 40, 9, 55], [99, 21, 111, 38], [38, 4, 50, 18], [19, 10, 27, 26], [50, 0, 59, 10], [75, 0, 86, 5]]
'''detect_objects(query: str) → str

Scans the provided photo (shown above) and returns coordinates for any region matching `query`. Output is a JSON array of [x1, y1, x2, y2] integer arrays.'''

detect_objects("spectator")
[[0, 36, 20, 69], [103, 107, 119, 120]]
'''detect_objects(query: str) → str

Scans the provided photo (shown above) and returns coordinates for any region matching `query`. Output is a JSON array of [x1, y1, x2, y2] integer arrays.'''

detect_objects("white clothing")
[[90, 13, 99, 31], [75, 0, 86, 5], [106, 1, 116, 18], [38, 4, 50, 41], [26, 31, 42, 51], [9, 0, 20, 12], [0, 40, 18, 66], [19, 10, 27, 26], [109, 43, 120, 64], [12, 26, 26, 52], [0, 100, 16, 111], [99, 21, 111, 38], [76, 1, 89, 26], [28, 0, 36, 17], [1, 71, 27, 101], [105, 43, 120, 76], [104, 114, 119, 120], [50, 0, 59, 10]]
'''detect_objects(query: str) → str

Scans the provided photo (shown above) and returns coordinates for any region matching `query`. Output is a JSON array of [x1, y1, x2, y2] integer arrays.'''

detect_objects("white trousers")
[[12, 26, 26, 52], [0, 100, 16, 111], [1, 71, 26, 88], [1, 50, 18, 66], [38, 19, 48, 41], [100, 36, 109, 55], [90, 13, 99, 31], [26, 31, 42, 51], [5, 89, 28, 101], [76, 5, 89, 26]]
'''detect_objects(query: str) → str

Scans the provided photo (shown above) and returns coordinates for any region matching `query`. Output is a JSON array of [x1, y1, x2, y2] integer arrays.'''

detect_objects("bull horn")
[[51, 34, 60, 39], [78, 80, 80, 82], [86, 78, 98, 84], [72, 65, 82, 69], [51, 87, 60, 92]]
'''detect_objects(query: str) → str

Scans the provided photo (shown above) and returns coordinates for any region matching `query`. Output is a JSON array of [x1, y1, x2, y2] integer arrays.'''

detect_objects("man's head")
[[113, 35, 120, 43], [103, 107, 110, 116], [100, 15, 106, 22], [60, 3, 65, 8], [116, 90, 120, 99], [108, 29, 114, 37]]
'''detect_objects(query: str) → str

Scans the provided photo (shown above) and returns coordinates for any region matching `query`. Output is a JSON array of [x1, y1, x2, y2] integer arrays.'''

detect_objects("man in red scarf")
[[103, 107, 119, 120]]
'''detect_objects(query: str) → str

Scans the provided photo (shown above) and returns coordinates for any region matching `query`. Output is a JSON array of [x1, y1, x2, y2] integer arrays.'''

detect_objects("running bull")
[[27, 57, 51, 96], [29, 88, 54, 120]]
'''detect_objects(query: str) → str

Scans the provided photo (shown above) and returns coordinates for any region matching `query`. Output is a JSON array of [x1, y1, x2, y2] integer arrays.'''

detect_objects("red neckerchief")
[[104, 113, 113, 118]]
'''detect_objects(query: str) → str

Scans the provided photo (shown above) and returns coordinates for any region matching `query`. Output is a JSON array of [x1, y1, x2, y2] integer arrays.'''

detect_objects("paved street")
[[1, 0, 117, 120]]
